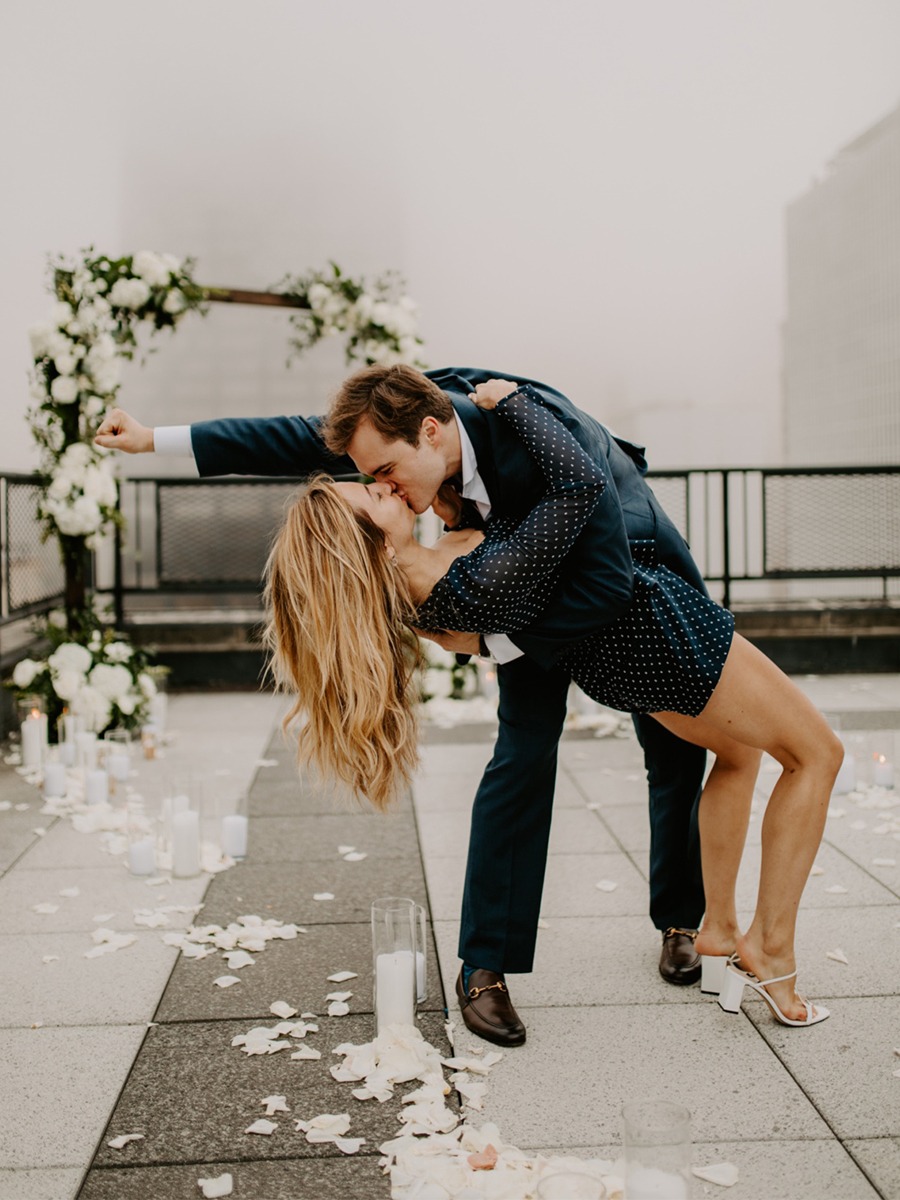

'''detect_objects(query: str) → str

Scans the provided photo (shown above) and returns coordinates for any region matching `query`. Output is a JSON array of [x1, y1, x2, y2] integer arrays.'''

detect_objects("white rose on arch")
[[109, 278, 151, 309], [105, 642, 133, 663], [163, 289, 187, 315], [48, 642, 93, 676], [76, 684, 112, 733], [12, 658, 44, 689], [132, 251, 172, 288], [138, 672, 158, 698], [51, 376, 79, 404], [52, 669, 85, 702], [89, 662, 134, 703]]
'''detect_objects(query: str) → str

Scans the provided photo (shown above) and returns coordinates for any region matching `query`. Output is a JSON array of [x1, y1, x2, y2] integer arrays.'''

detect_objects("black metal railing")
[[97, 466, 900, 614]]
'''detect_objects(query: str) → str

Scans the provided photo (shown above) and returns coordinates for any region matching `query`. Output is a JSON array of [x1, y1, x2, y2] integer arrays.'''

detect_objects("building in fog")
[[782, 103, 900, 465]]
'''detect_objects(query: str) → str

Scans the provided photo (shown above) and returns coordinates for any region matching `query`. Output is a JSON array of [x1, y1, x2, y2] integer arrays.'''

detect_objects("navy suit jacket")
[[190, 366, 703, 669]]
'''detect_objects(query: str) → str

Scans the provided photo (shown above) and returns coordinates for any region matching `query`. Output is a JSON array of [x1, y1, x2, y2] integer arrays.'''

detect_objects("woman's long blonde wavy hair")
[[264, 476, 423, 812]]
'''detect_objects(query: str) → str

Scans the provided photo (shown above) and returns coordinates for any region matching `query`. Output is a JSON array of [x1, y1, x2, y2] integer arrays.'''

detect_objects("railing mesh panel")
[[764, 473, 900, 575], [158, 482, 303, 585], [6, 480, 64, 612]]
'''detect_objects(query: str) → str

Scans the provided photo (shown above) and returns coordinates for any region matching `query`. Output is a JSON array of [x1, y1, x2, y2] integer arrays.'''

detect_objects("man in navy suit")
[[97, 364, 707, 1046]]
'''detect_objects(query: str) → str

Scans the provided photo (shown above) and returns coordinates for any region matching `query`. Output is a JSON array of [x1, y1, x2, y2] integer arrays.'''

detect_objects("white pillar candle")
[[221, 814, 248, 859], [873, 756, 894, 788], [76, 731, 98, 771], [59, 740, 76, 767], [20, 712, 46, 769], [172, 809, 200, 877], [85, 768, 109, 805], [375, 950, 416, 1032], [832, 752, 856, 794], [626, 1165, 689, 1199], [128, 836, 156, 876], [107, 753, 131, 783], [43, 762, 68, 798]]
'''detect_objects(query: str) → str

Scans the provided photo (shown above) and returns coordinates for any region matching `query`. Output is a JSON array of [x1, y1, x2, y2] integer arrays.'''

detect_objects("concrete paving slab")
[[423, 850, 650, 923], [0, 1024, 147, 1169], [788, 904, 900, 998], [472, 1004, 830, 1149], [846, 1138, 900, 1199], [154, 920, 444, 1022], [246, 811, 420, 862], [527, 1140, 882, 1199], [749, 996, 900, 1139], [197, 857, 429, 927], [733, 840, 900, 913], [0, 866, 210, 935], [564, 767, 652, 807], [13, 820, 130, 872], [416, 743, 493, 776], [0, 806, 48, 874], [0, 931, 178, 1027], [417, 806, 619, 862], [248, 774, 413, 818], [79, 1156, 391, 1199], [433, 917, 710, 1010], [591, 802, 651, 853], [91, 1013, 452, 1168], [558, 735, 645, 772], [0, 1167, 83, 1200]]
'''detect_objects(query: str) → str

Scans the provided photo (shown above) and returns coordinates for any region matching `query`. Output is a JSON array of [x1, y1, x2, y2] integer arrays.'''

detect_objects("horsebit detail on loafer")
[[663, 927, 697, 940], [467, 980, 508, 1000]]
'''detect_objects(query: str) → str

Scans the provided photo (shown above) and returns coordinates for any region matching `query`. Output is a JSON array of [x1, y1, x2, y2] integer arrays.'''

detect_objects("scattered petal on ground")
[[33, 903, 59, 914], [337, 845, 355, 855], [223, 950, 256, 970], [41, 955, 59, 964], [313, 892, 335, 901], [809, 864, 825, 876], [244, 1119, 278, 1135], [59, 887, 80, 898], [873, 858, 896, 866], [693, 1161, 740, 1187], [261, 1094, 290, 1115], [107, 1133, 144, 1149], [214, 976, 241, 988], [326, 990, 353, 1002], [824, 885, 849, 894], [343, 852, 367, 862], [197, 1173, 233, 1198], [827, 948, 849, 964], [328, 1001, 351, 1017], [467, 1143, 498, 1170], [85, 929, 137, 957], [327, 971, 358, 982], [595, 879, 618, 892], [291, 1045, 322, 1060], [270, 1000, 298, 1018]]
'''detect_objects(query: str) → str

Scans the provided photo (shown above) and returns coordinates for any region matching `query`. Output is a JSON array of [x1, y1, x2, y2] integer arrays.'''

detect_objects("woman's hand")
[[431, 481, 464, 528], [467, 379, 518, 410]]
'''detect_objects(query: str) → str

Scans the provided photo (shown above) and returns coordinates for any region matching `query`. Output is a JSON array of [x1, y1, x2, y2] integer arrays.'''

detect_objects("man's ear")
[[420, 416, 440, 446]]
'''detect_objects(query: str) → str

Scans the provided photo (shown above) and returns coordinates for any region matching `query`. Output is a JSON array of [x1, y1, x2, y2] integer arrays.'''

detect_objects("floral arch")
[[14, 250, 426, 729]]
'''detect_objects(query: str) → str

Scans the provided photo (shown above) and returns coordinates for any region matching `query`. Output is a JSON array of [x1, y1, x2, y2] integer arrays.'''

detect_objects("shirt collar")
[[453, 411, 491, 516]]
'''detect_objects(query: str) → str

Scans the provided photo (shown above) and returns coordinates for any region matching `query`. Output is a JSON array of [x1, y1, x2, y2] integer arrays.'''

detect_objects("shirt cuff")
[[483, 633, 523, 664], [153, 425, 195, 458]]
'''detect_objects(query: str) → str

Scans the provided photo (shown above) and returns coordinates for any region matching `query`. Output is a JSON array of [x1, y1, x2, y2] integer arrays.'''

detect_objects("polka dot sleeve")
[[418, 386, 608, 633]]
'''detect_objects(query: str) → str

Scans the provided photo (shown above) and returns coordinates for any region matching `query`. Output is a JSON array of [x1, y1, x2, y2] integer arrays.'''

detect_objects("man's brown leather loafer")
[[659, 927, 701, 985], [456, 968, 526, 1047]]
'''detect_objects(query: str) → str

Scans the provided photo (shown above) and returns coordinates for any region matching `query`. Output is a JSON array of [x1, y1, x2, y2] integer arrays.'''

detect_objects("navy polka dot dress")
[[416, 387, 735, 717]]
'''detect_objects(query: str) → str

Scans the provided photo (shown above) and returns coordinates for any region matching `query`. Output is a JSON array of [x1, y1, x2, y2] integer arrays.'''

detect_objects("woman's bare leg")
[[652, 633, 842, 1020]]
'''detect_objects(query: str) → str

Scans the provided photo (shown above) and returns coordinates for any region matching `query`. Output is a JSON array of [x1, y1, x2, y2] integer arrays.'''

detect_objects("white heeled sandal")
[[718, 958, 830, 1027], [700, 954, 728, 996]]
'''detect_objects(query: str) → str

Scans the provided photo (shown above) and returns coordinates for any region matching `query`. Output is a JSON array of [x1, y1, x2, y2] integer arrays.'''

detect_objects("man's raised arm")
[[95, 408, 358, 478]]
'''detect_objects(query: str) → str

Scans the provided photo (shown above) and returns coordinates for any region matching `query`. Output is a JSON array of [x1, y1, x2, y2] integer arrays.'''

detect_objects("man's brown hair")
[[323, 364, 454, 454]]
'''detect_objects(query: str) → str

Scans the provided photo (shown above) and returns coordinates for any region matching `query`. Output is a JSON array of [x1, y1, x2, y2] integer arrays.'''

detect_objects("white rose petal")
[[197, 1173, 233, 1198], [693, 1162, 739, 1187], [327, 971, 358, 983], [107, 1133, 144, 1149], [270, 1001, 298, 1019], [244, 1119, 277, 1136], [595, 879, 618, 892], [214, 976, 242, 988]]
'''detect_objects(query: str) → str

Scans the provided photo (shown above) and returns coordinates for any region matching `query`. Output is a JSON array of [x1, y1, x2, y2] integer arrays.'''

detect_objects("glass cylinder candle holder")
[[18, 696, 48, 771], [537, 1173, 607, 1199], [171, 808, 201, 878], [220, 794, 249, 862], [104, 729, 133, 796], [126, 796, 157, 876], [371, 896, 417, 1035], [76, 730, 98, 773], [84, 767, 109, 806], [415, 903, 427, 1003], [623, 1100, 692, 1200], [140, 723, 160, 761]]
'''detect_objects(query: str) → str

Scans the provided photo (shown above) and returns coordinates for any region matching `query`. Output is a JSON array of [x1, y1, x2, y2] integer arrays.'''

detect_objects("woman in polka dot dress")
[[267, 380, 842, 1028]]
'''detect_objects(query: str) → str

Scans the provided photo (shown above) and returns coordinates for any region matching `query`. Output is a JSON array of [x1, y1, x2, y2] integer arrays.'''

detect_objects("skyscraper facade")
[[783, 104, 900, 465]]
